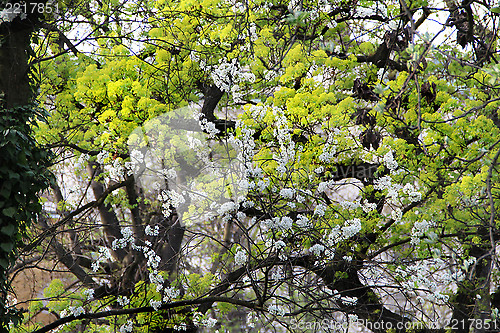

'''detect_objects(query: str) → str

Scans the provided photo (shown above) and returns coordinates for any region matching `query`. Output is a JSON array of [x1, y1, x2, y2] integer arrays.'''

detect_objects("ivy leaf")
[[491, 7, 500, 14], [2, 207, 16, 218], [0, 225, 16, 236], [0, 259, 9, 269], [0, 242, 14, 253]]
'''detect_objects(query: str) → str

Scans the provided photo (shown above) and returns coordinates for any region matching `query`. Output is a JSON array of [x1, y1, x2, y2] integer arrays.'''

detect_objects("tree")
[[9, 0, 500, 332], [0, 0, 53, 329]]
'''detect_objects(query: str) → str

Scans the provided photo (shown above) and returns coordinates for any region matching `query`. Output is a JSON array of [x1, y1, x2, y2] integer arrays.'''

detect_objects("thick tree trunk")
[[0, 23, 33, 108], [0, 2, 47, 327]]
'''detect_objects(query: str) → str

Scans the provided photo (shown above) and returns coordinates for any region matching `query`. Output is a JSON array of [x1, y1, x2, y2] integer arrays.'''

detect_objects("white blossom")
[[199, 117, 220, 138], [145, 225, 160, 236], [119, 320, 134, 333], [279, 216, 293, 230], [218, 201, 237, 216], [150, 299, 162, 311], [274, 240, 286, 250], [314, 204, 327, 216], [309, 244, 325, 256], [235, 249, 248, 266], [83, 289, 95, 300], [279, 188, 295, 199], [340, 296, 358, 305], [69, 306, 85, 317], [164, 286, 180, 301], [296, 214, 311, 229], [374, 175, 392, 190], [268, 304, 286, 316], [391, 208, 403, 222], [117, 296, 130, 307], [161, 168, 177, 179], [324, 225, 342, 246], [203, 318, 217, 328], [411, 219, 431, 245], [96, 150, 109, 164], [383, 150, 398, 171], [362, 200, 377, 213], [340, 200, 360, 210], [342, 218, 362, 238]]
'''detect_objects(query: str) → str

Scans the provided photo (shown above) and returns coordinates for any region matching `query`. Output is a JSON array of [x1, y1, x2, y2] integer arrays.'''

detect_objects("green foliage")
[[0, 104, 52, 327]]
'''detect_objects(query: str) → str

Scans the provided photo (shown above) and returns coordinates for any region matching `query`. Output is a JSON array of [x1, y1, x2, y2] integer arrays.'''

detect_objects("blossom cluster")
[[193, 312, 218, 328], [262, 216, 294, 231], [268, 304, 286, 317], [324, 218, 362, 246], [234, 249, 248, 266], [272, 110, 296, 174]]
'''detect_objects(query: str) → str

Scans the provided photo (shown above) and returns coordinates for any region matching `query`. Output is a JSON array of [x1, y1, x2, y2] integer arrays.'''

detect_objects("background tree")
[[8, 0, 500, 332]]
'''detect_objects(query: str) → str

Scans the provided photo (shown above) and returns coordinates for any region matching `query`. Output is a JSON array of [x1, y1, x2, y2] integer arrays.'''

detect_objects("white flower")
[[268, 304, 286, 316], [362, 200, 377, 213], [314, 204, 327, 216], [408, 190, 422, 202], [150, 299, 162, 310], [167, 190, 186, 208], [279, 188, 295, 199], [174, 323, 188, 331], [356, 7, 376, 17], [122, 227, 134, 240], [109, 158, 125, 179], [96, 150, 109, 164], [374, 175, 392, 190], [325, 225, 342, 246], [119, 320, 134, 333], [117, 296, 130, 307], [342, 218, 362, 238], [278, 216, 293, 230], [309, 244, 325, 256], [391, 208, 402, 222], [199, 117, 220, 138], [149, 270, 165, 291], [327, 20, 337, 29], [383, 151, 398, 171], [296, 214, 311, 228], [218, 201, 237, 215], [411, 219, 431, 245], [314, 166, 324, 173], [274, 240, 286, 250], [203, 317, 217, 328], [69, 306, 85, 317], [83, 289, 94, 300], [343, 255, 353, 262], [317, 181, 332, 193], [161, 168, 177, 179], [340, 200, 360, 210], [340, 296, 358, 305], [164, 286, 180, 301], [235, 250, 248, 266], [145, 225, 160, 236]]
